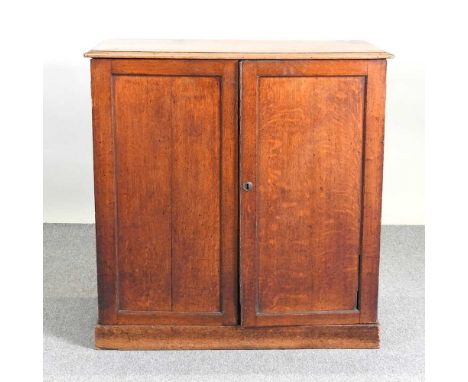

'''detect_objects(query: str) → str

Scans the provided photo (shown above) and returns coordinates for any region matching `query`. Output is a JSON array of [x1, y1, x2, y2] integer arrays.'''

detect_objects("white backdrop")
[[43, 0, 424, 225]]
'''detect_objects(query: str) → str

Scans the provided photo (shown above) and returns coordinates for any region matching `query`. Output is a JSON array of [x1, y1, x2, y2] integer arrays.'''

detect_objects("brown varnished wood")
[[91, 59, 238, 326], [170, 76, 222, 313], [91, 59, 117, 324], [95, 324, 379, 350], [84, 39, 393, 59], [114, 74, 172, 312], [240, 60, 385, 327], [359, 60, 387, 323], [257, 76, 364, 314], [90, 52, 388, 348], [115, 75, 223, 314]]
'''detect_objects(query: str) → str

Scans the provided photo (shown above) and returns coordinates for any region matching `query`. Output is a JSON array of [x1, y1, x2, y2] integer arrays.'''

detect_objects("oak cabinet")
[[85, 40, 392, 349]]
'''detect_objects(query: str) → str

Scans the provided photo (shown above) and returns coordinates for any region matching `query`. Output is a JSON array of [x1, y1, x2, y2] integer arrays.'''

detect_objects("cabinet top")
[[84, 39, 393, 59]]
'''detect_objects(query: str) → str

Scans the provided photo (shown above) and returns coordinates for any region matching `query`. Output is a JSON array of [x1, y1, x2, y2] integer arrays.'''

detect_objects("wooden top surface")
[[84, 39, 393, 59]]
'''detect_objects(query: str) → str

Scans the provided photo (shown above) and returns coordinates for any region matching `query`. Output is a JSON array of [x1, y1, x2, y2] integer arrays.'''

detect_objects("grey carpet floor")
[[43, 224, 424, 382]]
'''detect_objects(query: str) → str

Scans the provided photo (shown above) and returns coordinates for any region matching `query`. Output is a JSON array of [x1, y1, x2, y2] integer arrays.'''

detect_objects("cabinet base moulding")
[[95, 324, 380, 350]]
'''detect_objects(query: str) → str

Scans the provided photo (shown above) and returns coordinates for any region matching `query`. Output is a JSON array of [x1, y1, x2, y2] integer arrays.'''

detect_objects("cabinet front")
[[240, 60, 386, 327], [91, 59, 238, 325]]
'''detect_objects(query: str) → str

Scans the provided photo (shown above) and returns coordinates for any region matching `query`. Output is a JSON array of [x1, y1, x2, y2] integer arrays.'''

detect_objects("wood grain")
[[84, 39, 393, 59], [257, 76, 364, 314], [114, 75, 173, 312], [240, 60, 384, 327], [95, 324, 380, 350], [170, 76, 222, 313], [90, 55, 388, 348], [359, 60, 387, 323], [91, 59, 238, 325], [91, 59, 117, 324]]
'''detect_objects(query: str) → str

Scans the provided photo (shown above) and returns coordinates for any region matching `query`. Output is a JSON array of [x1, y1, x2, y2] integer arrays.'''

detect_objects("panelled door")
[[240, 60, 386, 327], [91, 59, 238, 326]]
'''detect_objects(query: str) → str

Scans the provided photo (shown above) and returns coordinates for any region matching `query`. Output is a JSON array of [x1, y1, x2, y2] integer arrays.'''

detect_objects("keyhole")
[[242, 182, 253, 191]]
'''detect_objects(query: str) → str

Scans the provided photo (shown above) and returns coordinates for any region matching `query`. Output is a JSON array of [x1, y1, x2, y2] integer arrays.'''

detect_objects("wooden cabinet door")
[[240, 60, 386, 327], [91, 59, 238, 326]]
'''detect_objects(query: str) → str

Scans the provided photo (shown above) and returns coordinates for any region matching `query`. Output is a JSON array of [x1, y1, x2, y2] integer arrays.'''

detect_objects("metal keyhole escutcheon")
[[242, 182, 254, 192]]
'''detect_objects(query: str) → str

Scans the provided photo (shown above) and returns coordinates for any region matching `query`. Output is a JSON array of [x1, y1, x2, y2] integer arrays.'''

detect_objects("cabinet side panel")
[[91, 59, 118, 324], [114, 76, 172, 311], [359, 60, 387, 323], [257, 76, 364, 313]]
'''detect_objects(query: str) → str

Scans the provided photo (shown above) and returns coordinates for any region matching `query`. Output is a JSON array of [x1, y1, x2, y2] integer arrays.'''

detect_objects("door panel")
[[240, 60, 386, 327], [91, 59, 238, 325], [115, 74, 173, 312], [257, 76, 364, 313]]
